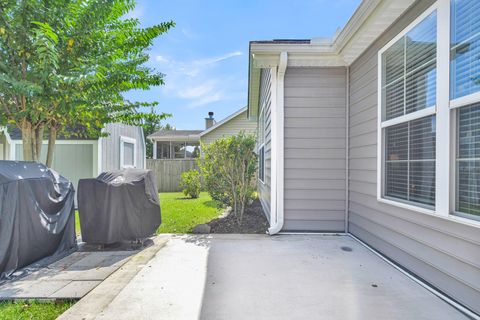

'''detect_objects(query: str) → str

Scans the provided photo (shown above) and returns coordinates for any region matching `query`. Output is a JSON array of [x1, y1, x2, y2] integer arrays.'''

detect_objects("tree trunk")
[[34, 125, 44, 162], [21, 121, 33, 161], [46, 126, 57, 168]]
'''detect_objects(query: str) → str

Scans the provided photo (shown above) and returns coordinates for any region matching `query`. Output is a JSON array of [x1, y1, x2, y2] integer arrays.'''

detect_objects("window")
[[379, 10, 437, 209], [120, 136, 136, 169], [157, 142, 171, 159], [156, 141, 200, 159], [376, 0, 480, 224], [258, 103, 266, 183], [451, 0, 480, 220]]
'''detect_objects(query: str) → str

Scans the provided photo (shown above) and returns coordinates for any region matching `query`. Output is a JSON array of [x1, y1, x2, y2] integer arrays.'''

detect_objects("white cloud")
[[123, 5, 144, 19], [153, 51, 244, 108], [155, 55, 170, 63]]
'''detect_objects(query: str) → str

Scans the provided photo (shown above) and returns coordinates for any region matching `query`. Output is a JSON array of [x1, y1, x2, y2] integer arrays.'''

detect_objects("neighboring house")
[[0, 123, 145, 188], [148, 107, 256, 159], [199, 107, 257, 145], [249, 0, 480, 315]]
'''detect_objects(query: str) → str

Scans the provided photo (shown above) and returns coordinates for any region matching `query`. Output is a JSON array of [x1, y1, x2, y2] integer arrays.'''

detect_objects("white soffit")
[[338, 0, 417, 64]]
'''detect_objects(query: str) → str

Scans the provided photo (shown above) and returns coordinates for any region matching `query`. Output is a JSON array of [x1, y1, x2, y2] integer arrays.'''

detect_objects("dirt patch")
[[207, 200, 268, 234]]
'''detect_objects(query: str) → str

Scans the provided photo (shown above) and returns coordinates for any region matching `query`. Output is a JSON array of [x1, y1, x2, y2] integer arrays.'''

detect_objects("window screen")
[[456, 103, 480, 216], [385, 115, 436, 206], [382, 11, 437, 121], [123, 142, 135, 167], [451, 0, 480, 99]]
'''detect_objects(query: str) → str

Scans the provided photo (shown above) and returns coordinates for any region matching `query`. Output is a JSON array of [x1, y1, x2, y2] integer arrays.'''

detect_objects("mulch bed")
[[207, 200, 269, 234]]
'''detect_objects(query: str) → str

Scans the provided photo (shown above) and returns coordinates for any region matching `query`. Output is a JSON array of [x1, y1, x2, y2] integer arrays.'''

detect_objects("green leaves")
[[0, 0, 173, 158]]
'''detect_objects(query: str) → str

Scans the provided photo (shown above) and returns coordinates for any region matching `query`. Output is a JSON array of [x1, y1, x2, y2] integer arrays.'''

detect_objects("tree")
[[142, 107, 176, 159], [0, 0, 173, 165], [199, 132, 257, 222]]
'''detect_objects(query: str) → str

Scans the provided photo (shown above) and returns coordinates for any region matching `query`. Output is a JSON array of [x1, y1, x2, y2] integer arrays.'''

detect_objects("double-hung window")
[[378, 0, 480, 223], [379, 10, 437, 209]]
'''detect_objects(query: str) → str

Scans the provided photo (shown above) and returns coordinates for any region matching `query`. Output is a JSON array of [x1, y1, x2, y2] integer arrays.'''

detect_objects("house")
[[248, 0, 480, 315], [149, 107, 256, 159], [198, 107, 256, 145], [0, 123, 146, 188]]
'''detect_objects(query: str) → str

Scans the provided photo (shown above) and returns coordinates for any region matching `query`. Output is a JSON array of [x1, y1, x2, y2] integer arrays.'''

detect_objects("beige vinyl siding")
[[284, 67, 346, 231], [348, 0, 480, 314], [14, 142, 95, 190], [101, 123, 145, 171], [200, 110, 256, 145], [258, 68, 272, 219]]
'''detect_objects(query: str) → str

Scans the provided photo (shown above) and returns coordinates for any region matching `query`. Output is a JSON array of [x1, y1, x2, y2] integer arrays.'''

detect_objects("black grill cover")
[[77, 169, 161, 244], [0, 161, 76, 279]]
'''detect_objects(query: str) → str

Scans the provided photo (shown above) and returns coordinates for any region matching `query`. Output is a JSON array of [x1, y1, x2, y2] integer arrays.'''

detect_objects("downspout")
[[345, 66, 350, 233], [268, 51, 288, 235]]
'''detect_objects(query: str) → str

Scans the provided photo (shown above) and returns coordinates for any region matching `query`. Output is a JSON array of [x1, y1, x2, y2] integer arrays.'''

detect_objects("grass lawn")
[[157, 192, 223, 233], [75, 211, 81, 236], [0, 300, 74, 320]]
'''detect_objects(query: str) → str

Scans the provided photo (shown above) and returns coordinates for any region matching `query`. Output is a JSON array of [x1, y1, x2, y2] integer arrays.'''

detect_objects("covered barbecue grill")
[[0, 161, 76, 279], [77, 169, 161, 244]]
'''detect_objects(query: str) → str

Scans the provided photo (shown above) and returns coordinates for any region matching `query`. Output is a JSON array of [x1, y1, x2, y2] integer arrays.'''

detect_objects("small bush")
[[180, 169, 201, 198], [199, 131, 257, 222]]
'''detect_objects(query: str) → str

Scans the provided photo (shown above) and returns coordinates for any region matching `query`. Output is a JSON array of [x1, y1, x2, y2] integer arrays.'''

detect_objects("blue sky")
[[124, 0, 360, 129]]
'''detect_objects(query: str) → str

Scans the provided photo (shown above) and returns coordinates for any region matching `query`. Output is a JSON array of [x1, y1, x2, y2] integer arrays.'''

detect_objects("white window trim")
[[120, 136, 137, 169]]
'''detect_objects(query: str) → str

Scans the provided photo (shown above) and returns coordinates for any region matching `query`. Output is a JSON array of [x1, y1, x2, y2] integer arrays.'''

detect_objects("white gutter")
[[268, 51, 287, 235], [345, 66, 350, 233]]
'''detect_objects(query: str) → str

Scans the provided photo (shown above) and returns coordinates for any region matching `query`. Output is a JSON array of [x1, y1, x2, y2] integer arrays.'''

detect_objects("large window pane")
[[456, 103, 480, 216], [173, 142, 186, 159], [382, 11, 437, 121], [384, 115, 436, 207], [451, 0, 480, 99], [185, 143, 200, 158]]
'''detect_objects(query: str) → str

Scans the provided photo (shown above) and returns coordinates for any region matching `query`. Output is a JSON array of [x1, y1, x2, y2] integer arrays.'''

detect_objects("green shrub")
[[199, 131, 257, 222], [180, 169, 201, 198]]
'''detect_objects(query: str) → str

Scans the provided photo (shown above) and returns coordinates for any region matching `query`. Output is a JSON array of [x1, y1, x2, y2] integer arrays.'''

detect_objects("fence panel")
[[146, 159, 200, 192]]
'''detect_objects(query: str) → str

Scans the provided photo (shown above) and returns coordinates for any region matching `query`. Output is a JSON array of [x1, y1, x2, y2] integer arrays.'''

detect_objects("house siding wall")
[[200, 110, 256, 145], [283, 67, 346, 231], [258, 68, 272, 220], [101, 123, 145, 172], [348, 0, 480, 314]]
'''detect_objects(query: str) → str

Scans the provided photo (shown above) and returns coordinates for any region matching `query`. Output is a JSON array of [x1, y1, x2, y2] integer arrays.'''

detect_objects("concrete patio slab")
[[0, 249, 137, 299], [64, 234, 470, 320]]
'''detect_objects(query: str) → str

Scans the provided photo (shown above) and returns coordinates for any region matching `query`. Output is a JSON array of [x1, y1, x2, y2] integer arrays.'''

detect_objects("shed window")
[[120, 136, 136, 169], [380, 11, 437, 208]]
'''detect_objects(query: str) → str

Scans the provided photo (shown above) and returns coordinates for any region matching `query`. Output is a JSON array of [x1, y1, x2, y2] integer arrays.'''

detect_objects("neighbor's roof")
[[199, 107, 248, 137], [148, 129, 202, 141]]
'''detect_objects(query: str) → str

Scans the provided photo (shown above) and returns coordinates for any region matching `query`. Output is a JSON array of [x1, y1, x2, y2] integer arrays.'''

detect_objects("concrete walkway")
[[60, 234, 469, 320]]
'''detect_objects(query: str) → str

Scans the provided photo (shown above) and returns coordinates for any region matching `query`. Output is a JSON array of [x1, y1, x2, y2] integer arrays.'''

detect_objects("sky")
[[124, 0, 361, 130]]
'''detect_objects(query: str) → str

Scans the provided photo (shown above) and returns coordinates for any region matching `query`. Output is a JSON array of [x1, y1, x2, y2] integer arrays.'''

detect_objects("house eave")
[[247, 0, 417, 117]]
